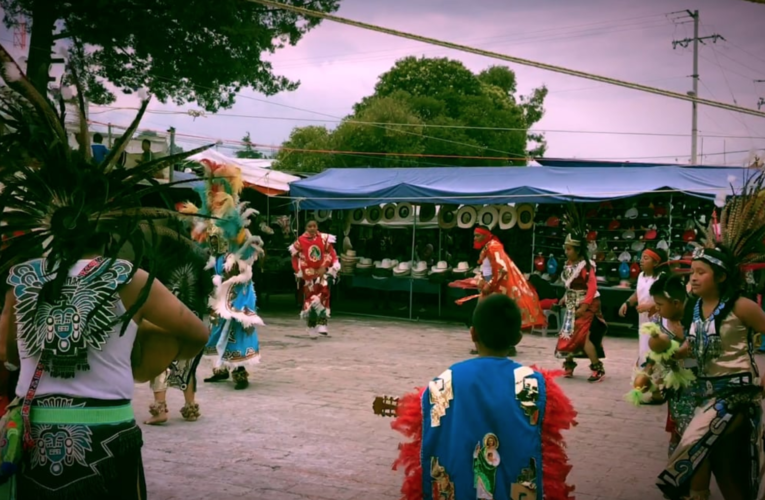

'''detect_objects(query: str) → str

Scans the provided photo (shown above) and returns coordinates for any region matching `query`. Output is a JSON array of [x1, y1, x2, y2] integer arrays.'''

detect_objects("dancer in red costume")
[[469, 226, 545, 355], [290, 220, 340, 338]]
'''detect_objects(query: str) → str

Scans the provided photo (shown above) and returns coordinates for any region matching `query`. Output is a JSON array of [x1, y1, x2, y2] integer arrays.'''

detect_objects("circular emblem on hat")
[[498, 206, 517, 230], [456, 206, 478, 229], [516, 204, 535, 230], [365, 206, 382, 224], [308, 245, 322, 262], [382, 203, 397, 222], [351, 208, 365, 224]]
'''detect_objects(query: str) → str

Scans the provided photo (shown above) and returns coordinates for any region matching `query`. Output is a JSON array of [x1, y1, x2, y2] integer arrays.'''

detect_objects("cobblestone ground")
[[135, 313, 741, 500]]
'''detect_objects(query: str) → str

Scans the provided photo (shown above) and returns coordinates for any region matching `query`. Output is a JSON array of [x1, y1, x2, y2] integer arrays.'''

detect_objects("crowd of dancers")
[[0, 49, 762, 500]]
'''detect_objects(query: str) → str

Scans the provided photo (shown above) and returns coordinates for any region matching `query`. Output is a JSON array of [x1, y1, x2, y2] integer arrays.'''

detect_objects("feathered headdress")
[[694, 170, 765, 279], [179, 159, 262, 262], [0, 44, 215, 323], [562, 201, 586, 248]]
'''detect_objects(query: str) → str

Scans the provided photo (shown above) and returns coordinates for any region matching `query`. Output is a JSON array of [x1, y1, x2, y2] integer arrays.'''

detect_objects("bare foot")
[[144, 412, 168, 425]]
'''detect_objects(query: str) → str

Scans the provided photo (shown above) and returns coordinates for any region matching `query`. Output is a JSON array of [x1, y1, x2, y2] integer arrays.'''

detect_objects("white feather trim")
[[327, 234, 337, 245], [212, 275, 222, 287], [204, 256, 216, 271], [288, 243, 299, 256]]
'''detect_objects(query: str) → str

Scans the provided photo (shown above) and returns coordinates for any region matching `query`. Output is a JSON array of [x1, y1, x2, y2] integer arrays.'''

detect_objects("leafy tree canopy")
[[273, 56, 547, 172], [2, 0, 340, 110], [235, 132, 265, 159]]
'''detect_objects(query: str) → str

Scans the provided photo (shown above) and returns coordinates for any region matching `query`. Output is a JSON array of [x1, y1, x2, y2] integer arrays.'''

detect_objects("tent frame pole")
[[409, 208, 417, 320]]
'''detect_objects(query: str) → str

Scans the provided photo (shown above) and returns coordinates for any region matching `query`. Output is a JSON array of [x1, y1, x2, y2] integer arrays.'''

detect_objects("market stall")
[[289, 165, 750, 326]]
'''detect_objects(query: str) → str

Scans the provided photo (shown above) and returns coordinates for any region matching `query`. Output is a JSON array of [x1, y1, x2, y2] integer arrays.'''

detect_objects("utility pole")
[[756, 81, 765, 110], [168, 127, 176, 182], [671, 10, 724, 165]]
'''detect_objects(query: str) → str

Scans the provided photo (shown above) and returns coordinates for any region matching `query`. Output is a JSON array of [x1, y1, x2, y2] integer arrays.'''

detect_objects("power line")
[[90, 117, 760, 163], [246, 0, 765, 119], [89, 104, 765, 140]]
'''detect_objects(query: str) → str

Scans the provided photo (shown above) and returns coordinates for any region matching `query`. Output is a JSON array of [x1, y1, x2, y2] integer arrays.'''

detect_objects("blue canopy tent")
[[289, 166, 746, 210], [290, 165, 749, 321]]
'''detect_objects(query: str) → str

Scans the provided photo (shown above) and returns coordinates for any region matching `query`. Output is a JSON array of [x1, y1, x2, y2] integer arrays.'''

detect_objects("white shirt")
[[15, 260, 138, 400]]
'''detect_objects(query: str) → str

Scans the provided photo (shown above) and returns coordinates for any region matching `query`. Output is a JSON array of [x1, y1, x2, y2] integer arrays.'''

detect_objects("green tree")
[[1, 0, 340, 110], [236, 132, 265, 159], [276, 56, 548, 172], [272, 125, 334, 173]]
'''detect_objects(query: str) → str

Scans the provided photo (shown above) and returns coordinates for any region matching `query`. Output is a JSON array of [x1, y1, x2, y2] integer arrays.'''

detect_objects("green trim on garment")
[[30, 404, 134, 425]]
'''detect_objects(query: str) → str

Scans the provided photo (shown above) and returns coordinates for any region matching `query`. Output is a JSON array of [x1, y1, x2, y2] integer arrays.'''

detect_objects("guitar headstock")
[[372, 395, 399, 417]]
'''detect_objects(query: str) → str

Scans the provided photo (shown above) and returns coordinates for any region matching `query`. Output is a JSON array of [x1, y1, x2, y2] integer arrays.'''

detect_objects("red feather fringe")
[[390, 369, 577, 500], [391, 387, 426, 500], [531, 365, 578, 500]]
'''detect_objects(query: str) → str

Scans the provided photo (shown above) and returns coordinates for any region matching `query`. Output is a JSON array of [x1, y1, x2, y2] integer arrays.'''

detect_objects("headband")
[[643, 249, 663, 264], [692, 247, 727, 270], [474, 227, 493, 238]]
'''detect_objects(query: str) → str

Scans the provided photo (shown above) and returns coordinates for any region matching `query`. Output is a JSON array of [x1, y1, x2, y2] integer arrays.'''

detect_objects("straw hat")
[[498, 205, 517, 230], [438, 204, 458, 229], [393, 261, 411, 277], [396, 202, 414, 222], [431, 261, 450, 273], [419, 204, 437, 223], [516, 204, 535, 230], [456, 206, 478, 229], [477, 206, 499, 230], [365, 206, 383, 225], [382, 203, 397, 223], [314, 209, 331, 222], [350, 208, 366, 224]]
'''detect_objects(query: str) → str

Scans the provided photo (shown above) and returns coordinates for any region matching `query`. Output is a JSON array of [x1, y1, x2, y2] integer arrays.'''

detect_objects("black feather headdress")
[[0, 44, 215, 326], [693, 169, 765, 285], [562, 201, 586, 248]]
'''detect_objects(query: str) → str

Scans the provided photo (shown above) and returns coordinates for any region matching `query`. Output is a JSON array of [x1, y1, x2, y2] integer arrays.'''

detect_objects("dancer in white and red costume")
[[290, 220, 341, 338]]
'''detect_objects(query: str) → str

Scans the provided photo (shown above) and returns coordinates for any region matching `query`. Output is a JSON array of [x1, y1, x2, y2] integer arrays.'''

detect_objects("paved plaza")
[[136, 312, 738, 500]]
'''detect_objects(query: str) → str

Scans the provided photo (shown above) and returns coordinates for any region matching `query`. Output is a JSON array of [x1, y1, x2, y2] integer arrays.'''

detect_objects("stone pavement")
[[135, 313, 738, 500]]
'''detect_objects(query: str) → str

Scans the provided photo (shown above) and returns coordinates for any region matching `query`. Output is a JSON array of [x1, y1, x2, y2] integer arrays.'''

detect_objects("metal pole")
[[691, 10, 700, 165], [168, 127, 176, 182], [409, 207, 417, 320]]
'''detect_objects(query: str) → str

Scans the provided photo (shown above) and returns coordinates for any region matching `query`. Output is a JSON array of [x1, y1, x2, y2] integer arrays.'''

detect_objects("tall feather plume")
[[0, 42, 216, 332], [562, 200, 586, 241], [699, 169, 765, 268]]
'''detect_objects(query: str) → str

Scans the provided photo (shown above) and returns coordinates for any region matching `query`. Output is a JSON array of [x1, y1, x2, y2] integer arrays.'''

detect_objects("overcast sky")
[[3, 0, 765, 165]]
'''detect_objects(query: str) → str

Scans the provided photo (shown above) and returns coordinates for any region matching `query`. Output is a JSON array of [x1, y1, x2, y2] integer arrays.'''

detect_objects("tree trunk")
[[25, 0, 57, 96]]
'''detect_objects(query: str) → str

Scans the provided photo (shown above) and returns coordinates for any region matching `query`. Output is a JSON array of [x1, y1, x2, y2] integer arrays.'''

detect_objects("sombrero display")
[[418, 204, 437, 223], [438, 204, 458, 229], [365, 205, 383, 225], [382, 203, 397, 223], [396, 202, 414, 222], [456, 205, 478, 229], [516, 204, 535, 230], [498, 205, 518, 230], [314, 209, 331, 222], [350, 208, 366, 224], [476, 206, 499, 230]]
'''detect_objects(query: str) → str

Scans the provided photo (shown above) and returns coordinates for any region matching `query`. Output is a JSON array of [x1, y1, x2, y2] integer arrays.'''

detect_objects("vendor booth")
[[289, 164, 750, 331]]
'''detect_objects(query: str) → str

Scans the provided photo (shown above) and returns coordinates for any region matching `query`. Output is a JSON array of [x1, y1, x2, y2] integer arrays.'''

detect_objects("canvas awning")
[[188, 150, 298, 196], [289, 166, 748, 210]]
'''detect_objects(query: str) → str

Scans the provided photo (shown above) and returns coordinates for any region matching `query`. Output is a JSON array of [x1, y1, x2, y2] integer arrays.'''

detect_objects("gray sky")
[[3, 0, 765, 165]]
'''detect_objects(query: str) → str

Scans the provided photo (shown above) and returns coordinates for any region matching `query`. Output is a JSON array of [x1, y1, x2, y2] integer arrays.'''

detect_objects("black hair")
[[142, 138, 151, 146], [693, 245, 740, 299], [649, 273, 687, 302], [472, 294, 522, 351], [93, 132, 103, 143]]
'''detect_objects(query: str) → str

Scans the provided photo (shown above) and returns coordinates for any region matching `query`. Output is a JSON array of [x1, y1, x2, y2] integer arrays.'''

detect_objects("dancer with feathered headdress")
[[657, 171, 765, 500], [178, 159, 265, 390], [554, 203, 607, 382], [0, 46, 210, 499]]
